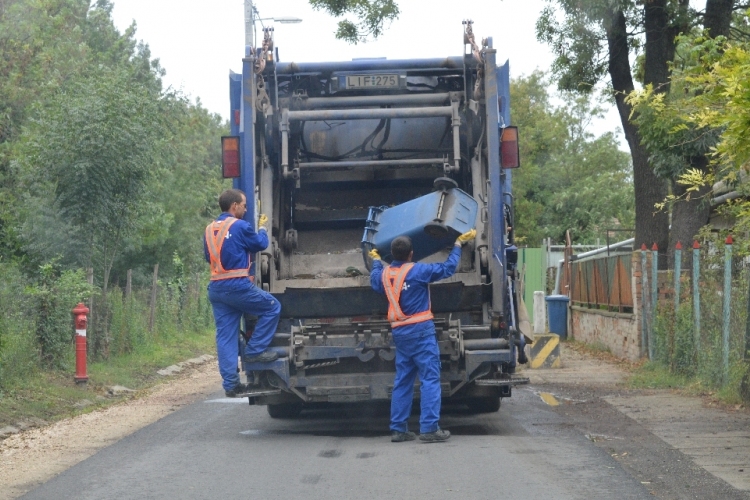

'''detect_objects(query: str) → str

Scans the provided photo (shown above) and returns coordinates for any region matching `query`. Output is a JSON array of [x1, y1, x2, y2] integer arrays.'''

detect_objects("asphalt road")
[[21, 387, 656, 500]]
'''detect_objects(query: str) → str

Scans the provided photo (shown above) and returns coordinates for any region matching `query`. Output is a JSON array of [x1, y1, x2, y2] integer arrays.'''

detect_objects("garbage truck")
[[221, 22, 529, 418]]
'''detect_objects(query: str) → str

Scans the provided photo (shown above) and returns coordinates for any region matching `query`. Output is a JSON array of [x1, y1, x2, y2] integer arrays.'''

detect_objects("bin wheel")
[[267, 402, 304, 419], [466, 397, 501, 414], [433, 177, 458, 191], [424, 222, 449, 238]]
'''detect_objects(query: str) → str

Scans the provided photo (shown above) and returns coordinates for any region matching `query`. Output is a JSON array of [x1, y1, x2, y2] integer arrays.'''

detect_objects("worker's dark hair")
[[391, 236, 413, 261], [219, 189, 245, 212]]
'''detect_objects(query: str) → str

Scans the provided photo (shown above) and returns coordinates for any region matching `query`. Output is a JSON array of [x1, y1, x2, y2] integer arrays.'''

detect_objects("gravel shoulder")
[[0, 358, 220, 500]]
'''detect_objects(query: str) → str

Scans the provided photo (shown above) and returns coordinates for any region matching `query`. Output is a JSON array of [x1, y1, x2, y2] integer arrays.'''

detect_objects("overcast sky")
[[111, 0, 624, 147]]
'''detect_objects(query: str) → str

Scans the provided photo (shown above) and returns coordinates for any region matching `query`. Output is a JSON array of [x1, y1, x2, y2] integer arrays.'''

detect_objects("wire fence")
[[641, 239, 750, 400]]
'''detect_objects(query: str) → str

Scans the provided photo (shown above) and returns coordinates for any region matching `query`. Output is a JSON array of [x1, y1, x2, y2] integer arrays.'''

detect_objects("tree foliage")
[[16, 66, 168, 290], [309, 0, 400, 43], [511, 72, 634, 245], [0, 0, 227, 365], [630, 23, 750, 255], [537, 0, 742, 263]]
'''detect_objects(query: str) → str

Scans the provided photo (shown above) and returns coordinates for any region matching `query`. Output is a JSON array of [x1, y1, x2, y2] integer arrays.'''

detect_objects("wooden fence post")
[[125, 269, 132, 300], [149, 263, 159, 333]]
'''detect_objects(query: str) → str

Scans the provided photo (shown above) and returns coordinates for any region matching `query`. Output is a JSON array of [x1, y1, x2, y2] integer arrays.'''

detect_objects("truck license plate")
[[345, 74, 399, 89]]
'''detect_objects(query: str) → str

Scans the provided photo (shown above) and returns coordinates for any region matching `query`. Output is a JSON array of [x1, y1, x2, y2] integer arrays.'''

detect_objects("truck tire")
[[267, 402, 304, 419], [466, 396, 501, 414]]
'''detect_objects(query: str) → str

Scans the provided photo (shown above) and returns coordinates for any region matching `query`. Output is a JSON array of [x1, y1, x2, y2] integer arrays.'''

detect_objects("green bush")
[[25, 263, 93, 369], [0, 262, 38, 389]]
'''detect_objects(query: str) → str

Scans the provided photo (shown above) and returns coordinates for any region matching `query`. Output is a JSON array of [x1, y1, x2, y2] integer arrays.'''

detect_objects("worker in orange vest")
[[370, 229, 476, 443], [204, 189, 281, 397]]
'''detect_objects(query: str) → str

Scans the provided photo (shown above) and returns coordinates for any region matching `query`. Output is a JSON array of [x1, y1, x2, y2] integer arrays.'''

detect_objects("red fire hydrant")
[[72, 303, 90, 384]]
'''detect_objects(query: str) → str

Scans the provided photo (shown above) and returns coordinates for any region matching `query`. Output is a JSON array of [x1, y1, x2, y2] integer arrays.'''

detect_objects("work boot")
[[391, 431, 417, 443], [225, 382, 250, 398], [518, 349, 529, 364], [419, 429, 451, 443], [243, 350, 279, 363]]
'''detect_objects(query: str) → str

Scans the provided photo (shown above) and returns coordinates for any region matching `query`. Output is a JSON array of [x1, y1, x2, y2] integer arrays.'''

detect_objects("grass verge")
[[0, 330, 216, 429]]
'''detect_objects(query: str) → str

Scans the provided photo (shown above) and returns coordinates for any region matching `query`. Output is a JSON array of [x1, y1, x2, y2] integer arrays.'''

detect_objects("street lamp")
[[260, 16, 302, 24], [244, 1, 302, 48]]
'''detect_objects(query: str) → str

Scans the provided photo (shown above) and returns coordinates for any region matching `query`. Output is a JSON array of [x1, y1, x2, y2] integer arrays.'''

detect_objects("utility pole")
[[244, 0, 254, 49]]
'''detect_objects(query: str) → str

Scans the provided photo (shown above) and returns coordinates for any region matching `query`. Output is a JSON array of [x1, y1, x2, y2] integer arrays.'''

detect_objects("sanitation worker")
[[204, 189, 281, 397], [369, 229, 476, 443]]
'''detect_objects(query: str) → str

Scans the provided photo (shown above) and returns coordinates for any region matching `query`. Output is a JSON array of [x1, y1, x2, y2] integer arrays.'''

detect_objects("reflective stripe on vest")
[[205, 217, 250, 280], [381, 262, 434, 328]]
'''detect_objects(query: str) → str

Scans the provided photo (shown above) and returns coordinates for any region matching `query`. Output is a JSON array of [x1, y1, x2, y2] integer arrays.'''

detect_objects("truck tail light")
[[221, 136, 241, 178], [500, 126, 520, 169]]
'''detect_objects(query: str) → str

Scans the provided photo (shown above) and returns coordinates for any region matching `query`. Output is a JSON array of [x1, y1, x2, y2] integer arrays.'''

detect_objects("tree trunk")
[[670, 155, 712, 269], [605, 8, 669, 265], [644, 0, 672, 92], [704, 0, 734, 38]]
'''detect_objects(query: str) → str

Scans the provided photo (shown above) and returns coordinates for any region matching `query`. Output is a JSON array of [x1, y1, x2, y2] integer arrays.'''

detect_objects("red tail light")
[[500, 126, 520, 169], [222, 136, 240, 178]]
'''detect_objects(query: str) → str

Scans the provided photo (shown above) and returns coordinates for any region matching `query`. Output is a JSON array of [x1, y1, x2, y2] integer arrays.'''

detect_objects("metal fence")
[[569, 253, 634, 312]]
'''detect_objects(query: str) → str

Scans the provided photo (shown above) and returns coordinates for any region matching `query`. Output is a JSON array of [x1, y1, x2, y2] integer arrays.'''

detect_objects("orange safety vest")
[[382, 262, 434, 328], [204, 217, 250, 281]]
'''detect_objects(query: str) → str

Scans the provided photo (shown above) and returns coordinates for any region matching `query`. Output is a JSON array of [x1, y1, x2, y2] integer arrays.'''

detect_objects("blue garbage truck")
[[221, 22, 527, 418]]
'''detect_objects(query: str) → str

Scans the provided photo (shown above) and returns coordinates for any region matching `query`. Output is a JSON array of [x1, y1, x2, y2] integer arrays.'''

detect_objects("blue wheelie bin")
[[545, 294, 570, 339], [361, 180, 478, 266]]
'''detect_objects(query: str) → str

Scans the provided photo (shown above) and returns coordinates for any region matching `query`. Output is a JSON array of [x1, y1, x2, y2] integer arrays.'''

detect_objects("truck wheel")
[[466, 397, 501, 414], [267, 402, 304, 419]]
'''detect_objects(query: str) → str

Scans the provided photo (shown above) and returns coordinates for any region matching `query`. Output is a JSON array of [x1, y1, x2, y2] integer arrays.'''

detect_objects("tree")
[[536, 1, 737, 265], [632, 30, 750, 255], [537, 0, 675, 262], [309, 0, 400, 43], [511, 72, 633, 245], [0, 0, 158, 264], [114, 101, 228, 284], [0, 0, 95, 261], [17, 67, 166, 292]]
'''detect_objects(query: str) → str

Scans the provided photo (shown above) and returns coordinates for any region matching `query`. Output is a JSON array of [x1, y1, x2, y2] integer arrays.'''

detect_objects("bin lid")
[[545, 295, 570, 302]]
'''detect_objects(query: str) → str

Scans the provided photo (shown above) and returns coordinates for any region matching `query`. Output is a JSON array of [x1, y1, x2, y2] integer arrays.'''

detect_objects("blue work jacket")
[[204, 212, 268, 290], [370, 245, 461, 337]]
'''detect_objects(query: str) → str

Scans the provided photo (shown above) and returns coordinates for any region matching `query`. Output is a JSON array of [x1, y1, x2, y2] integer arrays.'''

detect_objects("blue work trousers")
[[208, 281, 281, 391], [390, 323, 442, 434]]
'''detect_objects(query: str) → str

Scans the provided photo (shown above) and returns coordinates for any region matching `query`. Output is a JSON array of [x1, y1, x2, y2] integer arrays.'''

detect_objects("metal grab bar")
[[287, 106, 453, 121], [288, 93, 453, 109], [297, 158, 445, 169]]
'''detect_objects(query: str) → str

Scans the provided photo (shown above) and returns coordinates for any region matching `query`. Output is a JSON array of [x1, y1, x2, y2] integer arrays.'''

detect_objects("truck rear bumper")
[[244, 348, 528, 404]]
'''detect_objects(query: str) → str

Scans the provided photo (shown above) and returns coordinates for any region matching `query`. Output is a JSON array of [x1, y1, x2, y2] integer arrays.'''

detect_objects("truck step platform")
[[474, 377, 530, 387], [234, 389, 282, 398]]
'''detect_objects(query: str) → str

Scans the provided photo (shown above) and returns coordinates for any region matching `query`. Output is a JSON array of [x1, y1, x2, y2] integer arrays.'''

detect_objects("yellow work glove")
[[258, 213, 268, 230], [456, 228, 476, 245], [368, 248, 381, 261]]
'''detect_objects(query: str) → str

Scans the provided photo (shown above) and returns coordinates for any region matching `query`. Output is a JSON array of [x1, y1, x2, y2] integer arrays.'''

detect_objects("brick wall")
[[567, 251, 647, 362]]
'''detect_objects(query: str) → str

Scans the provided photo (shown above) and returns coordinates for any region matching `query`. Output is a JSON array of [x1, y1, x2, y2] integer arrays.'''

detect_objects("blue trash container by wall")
[[545, 295, 569, 339]]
